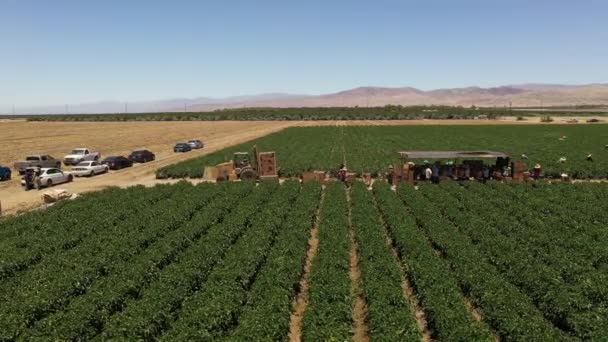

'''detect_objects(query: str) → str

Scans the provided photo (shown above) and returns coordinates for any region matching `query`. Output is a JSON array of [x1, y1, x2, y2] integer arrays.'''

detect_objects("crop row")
[[484, 181, 608, 275], [474, 182, 608, 290], [99, 181, 278, 340], [0, 182, 216, 340], [349, 182, 420, 341], [428, 181, 607, 339], [372, 182, 491, 341], [301, 182, 352, 341], [0, 184, 180, 280], [159, 181, 302, 340], [228, 181, 322, 340], [21, 183, 252, 341], [396, 184, 569, 341], [158, 125, 608, 179]]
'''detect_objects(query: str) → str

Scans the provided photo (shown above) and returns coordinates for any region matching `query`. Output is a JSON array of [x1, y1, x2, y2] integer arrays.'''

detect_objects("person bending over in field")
[[587, 153, 593, 162]]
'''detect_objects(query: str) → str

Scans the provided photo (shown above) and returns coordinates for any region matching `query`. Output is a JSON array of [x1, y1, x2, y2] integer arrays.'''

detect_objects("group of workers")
[[413, 162, 495, 183], [22, 168, 41, 191], [336, 146, 604, 185]]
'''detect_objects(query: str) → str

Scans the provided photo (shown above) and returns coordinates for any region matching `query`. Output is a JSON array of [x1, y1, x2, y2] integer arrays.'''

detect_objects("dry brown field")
[[0, 117, 601, 215]]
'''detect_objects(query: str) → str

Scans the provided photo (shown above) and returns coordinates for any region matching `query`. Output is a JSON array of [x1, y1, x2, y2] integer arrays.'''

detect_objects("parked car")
[[71, 161, 109, 177], [21, 167, 73, 189], [129, 149, 155, 163], [14, 155, 61, 174], [173, 143, 192, 153], [101, 156, 133, 170], [187, 139, 204, 149], [0, 166, 11, 181], [63, 147, 100, 166]]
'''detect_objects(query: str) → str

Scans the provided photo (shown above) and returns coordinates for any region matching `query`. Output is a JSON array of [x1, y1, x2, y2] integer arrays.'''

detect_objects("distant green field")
[[157, 125, 608, 179], [12, 105, 608, 122]]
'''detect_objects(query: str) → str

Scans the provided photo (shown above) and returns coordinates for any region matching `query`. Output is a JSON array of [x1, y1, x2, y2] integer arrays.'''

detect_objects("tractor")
[[203, 146, 278, 182]]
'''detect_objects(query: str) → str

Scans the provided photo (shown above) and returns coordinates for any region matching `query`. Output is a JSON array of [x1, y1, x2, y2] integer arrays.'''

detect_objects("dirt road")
[[1, 118, 603, 216], [0, 121, 300, 215]]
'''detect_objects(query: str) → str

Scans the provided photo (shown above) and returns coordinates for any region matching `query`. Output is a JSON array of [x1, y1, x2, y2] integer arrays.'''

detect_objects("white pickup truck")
[[63, 148, 101, 166]]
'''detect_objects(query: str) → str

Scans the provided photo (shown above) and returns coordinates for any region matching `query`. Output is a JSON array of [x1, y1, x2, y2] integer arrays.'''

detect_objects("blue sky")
[[1, 0, 607, 107]]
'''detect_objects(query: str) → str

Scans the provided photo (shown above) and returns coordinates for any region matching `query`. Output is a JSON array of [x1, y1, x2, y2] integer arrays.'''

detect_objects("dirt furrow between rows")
[[288, 187, 325, 342]]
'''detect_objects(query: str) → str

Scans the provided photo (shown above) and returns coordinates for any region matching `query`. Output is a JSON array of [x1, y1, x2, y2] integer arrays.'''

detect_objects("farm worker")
[[23, 169, 33, 191], [561, 173, 569, 181], [483, 167, 490, 182], [586, 154, 593, 162], [387, 165, 394, 185], [559, 135, 567, 141], [533, 164, 542, 179], [431, 163, 440, 184], [424, 166, 432, 181], [338, 164, 347, 182], [34, 169, 42, 190], [521, 154, 528, 159], [559, 157, 567, 163]]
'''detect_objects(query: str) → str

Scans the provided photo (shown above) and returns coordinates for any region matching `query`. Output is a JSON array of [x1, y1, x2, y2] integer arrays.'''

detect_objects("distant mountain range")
[[7, 84, 608, 114]]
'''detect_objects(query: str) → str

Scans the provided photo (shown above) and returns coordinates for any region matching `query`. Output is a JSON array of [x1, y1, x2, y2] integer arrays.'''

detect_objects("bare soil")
[[349, 234, 369, 342], [288, 188, 325, 342], [346, 189, 370, 342], [377, 204, 432, 341], [0, 120, 300, 215]]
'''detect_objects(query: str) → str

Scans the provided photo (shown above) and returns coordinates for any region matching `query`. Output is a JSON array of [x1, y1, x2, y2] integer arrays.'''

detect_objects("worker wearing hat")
[[533, 164, 542, 180], [586, 153, 593, 162]]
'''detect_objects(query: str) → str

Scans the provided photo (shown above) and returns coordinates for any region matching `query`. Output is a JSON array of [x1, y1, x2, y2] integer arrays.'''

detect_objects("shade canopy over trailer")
[[392, 150, 525, 183], [398, 150, 509, 159]]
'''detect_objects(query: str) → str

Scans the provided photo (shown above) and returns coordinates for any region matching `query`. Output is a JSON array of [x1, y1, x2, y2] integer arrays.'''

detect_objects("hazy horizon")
[[2, 0, 607, 109]]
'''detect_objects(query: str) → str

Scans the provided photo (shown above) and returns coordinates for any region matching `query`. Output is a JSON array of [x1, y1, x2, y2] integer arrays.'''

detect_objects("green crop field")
[[15, 106, 508, 121], [158, 125, 608, 179], [1, 180, 607, 341], [15, 105, 608, 122]]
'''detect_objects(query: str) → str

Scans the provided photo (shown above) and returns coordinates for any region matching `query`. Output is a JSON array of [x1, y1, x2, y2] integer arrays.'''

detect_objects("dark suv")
[[101, 156, 133, 170], [129, 149, 156, 163], [173, 143, 192, 153]]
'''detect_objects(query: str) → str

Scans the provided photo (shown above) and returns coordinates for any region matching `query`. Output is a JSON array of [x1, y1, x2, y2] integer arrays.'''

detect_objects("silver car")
[[187, 139, 204, 149], [21, 167, 73, 189]]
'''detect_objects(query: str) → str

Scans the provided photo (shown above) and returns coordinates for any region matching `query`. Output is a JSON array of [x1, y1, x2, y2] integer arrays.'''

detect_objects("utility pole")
[[65, 104, 69, 114], [124, 102, 128, 114], [184, 103, 187, 112]]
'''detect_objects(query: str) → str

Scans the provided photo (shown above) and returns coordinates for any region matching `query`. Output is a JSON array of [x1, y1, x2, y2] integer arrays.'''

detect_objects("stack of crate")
[[258, 152, 278, 180]]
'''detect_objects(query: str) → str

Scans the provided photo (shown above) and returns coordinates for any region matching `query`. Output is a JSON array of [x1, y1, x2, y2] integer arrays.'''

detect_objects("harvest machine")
[[202, 146, 278, 182]]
